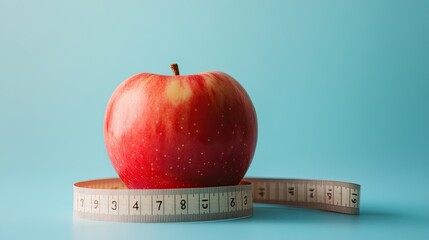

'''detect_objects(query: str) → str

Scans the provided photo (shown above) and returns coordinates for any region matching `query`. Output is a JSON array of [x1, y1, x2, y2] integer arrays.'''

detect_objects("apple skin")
[[104, 70, 257, 189]]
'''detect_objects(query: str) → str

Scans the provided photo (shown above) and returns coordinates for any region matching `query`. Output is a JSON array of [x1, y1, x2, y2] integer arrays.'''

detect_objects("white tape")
[[73, 177, 360, 223], [245, 178, 360, 215]]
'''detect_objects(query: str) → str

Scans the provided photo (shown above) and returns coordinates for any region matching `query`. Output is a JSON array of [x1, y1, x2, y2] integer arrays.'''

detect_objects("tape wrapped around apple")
[[104, 64, 257, 189]]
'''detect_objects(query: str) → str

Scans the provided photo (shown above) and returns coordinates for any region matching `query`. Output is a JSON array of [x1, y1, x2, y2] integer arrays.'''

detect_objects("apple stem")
[[170, 63, 180, 76]]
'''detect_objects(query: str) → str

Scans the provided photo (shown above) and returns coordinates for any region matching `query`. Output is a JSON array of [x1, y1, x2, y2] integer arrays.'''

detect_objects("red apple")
[[104, 64, 257, 189]]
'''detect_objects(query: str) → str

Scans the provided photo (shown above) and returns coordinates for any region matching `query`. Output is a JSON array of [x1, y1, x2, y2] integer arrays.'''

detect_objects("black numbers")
[[111, 200, 117, 210], [180, 199, 187, 210], [201, 199, 209, 209], [351, 193, 358, 204], [288, 187, 295, 196], [327, 192, 332, 200], [309, 188, 315, 198], [93, 199, 99, 209], [133, 201, 139, 210], [80, 198, 84, 207], [230, 197, 235, 208], [243, 195, 248, 205], [258, 188, 265, 197], [156, 200, 162, 211]]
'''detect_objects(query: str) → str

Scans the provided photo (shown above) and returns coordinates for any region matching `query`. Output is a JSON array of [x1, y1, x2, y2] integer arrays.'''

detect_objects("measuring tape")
[[73, 177, 360, 222]]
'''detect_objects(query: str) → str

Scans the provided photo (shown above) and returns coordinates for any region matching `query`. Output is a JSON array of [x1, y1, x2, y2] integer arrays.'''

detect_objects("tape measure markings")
[[74, 178, 360, 223], [245, 178, 360, 215], [74, 178, 253, 222]]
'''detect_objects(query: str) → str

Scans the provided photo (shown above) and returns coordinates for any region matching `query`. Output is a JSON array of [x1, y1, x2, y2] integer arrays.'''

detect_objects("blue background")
[[1, 0, 428, 239]]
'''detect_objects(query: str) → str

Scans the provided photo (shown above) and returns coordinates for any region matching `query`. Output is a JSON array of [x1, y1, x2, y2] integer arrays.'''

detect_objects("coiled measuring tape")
[[73, 177, 360, 222]]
